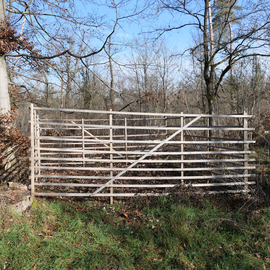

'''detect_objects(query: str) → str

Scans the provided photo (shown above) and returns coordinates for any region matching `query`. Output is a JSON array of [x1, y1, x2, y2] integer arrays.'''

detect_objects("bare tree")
[[0, 0, 118, 115], [154, 0, 270, 119]]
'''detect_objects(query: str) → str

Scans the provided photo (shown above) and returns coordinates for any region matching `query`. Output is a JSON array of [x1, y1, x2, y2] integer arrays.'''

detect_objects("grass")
[[0, 195, 270, 270]]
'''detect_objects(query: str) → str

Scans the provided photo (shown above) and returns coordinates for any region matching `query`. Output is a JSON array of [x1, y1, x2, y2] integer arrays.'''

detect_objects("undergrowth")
[[0, 195, 270, 270]]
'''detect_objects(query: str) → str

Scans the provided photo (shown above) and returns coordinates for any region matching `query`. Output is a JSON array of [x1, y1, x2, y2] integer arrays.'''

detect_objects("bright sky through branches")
[[78, 0, 192, 54]]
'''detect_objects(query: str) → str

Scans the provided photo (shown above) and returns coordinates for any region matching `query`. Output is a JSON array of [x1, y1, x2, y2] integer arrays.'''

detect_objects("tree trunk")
[[0, 57, 10, 114], [108, 37, 115, 111], [207, 0, 214, 58], [204, 0, 215, 132], [0, 0, 10, 115], [228, 21, 233, 77]]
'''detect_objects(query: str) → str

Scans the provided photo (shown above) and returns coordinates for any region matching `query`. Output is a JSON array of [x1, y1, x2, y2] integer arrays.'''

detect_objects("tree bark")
[[228, 21, 233, 77], [0, 57, 10, 114], [0, 0, 10, 114]]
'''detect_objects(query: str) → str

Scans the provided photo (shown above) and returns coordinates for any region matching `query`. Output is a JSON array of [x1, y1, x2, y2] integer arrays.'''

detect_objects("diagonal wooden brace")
[[90, 115, 202, 196]]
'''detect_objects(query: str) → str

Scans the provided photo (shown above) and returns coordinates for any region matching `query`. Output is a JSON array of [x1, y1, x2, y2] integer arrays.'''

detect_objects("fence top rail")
[[36, 121, 255, 131], [39, 117, 168, 122], [32, 106, 254, 118]]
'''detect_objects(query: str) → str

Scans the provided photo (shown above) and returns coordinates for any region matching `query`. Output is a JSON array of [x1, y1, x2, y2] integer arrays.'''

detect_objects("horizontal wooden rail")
[[33, 106, 254, 118], [37, 136, 255, 144], [36, 174, 255, 180], [34, 190, 250, 197], [36, 121, 255, 131], [36, 157, 255, 163], [35, 182, 255, 188], [34, 192, 170, 197], [35, 147, 255, 156], [35, 166, 256, 171]]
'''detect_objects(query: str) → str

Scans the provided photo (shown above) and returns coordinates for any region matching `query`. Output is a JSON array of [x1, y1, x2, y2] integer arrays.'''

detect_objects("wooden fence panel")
[[30, 105, 256, 198]]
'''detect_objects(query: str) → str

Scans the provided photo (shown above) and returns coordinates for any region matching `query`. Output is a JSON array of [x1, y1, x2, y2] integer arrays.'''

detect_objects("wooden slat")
[[34, 192, 169, 197], [36, 157, 256, 163], [38, 136, 255, 144], [35, 147, 255, 156], [36, 174, 255, 180], [34, 106, 254, 118], [37, 121, 254, 131], [35, 166, 256, 171], [34, 190, 250, 197], [35, 181, 255, 187]]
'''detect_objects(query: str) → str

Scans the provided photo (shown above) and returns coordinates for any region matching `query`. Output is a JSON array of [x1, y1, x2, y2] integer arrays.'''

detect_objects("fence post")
[[181, 112, 184, 184], [37, 115, 40, 177], [243, 111, 248, 191], [207, 117, 210, 173], [165, 117, 168, 136], [110, 110, 113, 204], [82, 118, 85, 166], [125, 118, 128, 164], [30, 104, 35, 196], [34, 110, 37, 179]]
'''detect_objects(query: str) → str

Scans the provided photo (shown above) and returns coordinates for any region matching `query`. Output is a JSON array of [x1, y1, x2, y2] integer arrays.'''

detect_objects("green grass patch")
[[0, 196, 270, 269]]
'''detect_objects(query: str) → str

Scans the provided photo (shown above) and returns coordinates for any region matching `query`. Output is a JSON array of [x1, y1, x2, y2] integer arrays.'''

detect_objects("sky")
[[80, 0, 194, 57], [8, 0, 196, 94]]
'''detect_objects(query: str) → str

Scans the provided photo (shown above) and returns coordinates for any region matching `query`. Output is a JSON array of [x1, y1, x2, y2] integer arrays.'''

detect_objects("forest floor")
[[0, 192, 269, 270]]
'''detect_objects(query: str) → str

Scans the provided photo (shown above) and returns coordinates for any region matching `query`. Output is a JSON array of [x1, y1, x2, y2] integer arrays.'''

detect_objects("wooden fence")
[[30, 105, 256, 200]]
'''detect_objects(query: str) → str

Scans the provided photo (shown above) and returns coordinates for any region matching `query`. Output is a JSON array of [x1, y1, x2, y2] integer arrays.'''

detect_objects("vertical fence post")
[[125, 118, 128, 165], [37, 115, 40, 177], [207, 117, 210, 144], [165, 117, 168, 136], [181, 112, 184, 184], [82, 118, 85, 166], [243, 111, 248, 191], [207, 117, 210, 173], [30, 104, 35, 196], [34, 110, 37, 178], [34, 110, 39, 185], [109, 110, 113, 204]]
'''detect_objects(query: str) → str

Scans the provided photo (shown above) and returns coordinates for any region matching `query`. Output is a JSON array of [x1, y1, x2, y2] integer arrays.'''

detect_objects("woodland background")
[[0, 0, 269, 137]]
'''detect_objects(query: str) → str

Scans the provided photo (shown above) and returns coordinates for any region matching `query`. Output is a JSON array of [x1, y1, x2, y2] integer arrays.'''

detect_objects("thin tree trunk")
[[203, 0, 211, 115], [108, 37, 115, 110], [207, 0, 214, 59], [228, 21, 233, 76], [204, 0, 215, 135]]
